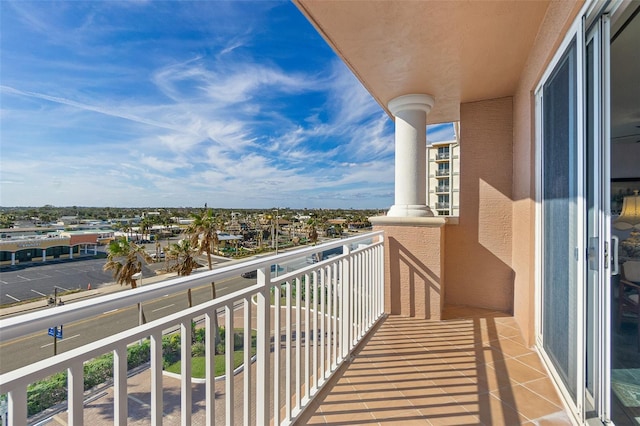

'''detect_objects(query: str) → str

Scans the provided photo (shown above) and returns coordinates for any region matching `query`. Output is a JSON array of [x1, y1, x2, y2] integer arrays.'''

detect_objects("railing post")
[[8, 385, 27, 426], [243, 296, 251, 426], [379, 242, 385, 315], [205, 312, 216, 426], [180, 321, 192, 426], [256, 269, 270, 425], [341, 244, 351, 361], [225, 304, 235, 425], [114, 343, 128, 425], [150, 331, 163, 425], [68, 362, 84, 426]]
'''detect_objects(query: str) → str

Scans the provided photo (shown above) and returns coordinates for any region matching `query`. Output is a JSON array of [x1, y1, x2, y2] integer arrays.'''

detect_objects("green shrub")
[[23, 330, 253, 418], [25, 341, 150, 417], [27, 371, 67, 416], [194, 327, 205, 344], [162, 334, 181, 368], [83, 353, 113, 390], [127, 340, 150, 369], [192, 342, 206, 357]]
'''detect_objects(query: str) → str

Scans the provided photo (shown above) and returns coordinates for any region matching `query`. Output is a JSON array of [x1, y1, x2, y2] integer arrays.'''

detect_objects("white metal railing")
[[0, 231, 385, 425]]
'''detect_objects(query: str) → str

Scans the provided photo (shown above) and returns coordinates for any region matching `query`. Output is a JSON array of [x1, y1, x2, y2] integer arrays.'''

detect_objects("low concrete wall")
[[372, 217, 445, 320]]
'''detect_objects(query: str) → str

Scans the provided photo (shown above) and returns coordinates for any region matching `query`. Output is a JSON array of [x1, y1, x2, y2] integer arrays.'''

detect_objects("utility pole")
[[273, 209, 279, 255], [53, 288, 58, 355]]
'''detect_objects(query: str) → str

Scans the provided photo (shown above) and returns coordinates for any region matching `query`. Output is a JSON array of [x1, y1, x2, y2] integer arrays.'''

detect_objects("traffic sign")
[[47, 326, 63, 339]]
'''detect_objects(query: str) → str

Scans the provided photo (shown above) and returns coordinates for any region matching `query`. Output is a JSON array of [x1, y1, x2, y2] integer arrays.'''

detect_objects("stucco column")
[[11, 252, 15, 266], [387, 94, 436, 217], [42, 249, 46, 262]]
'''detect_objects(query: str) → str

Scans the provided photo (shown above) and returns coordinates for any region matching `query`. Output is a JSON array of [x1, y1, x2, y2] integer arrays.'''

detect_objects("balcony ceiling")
[[294, 0, 550, 124]]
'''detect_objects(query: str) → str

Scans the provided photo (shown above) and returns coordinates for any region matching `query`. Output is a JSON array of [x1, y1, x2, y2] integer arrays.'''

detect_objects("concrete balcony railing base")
[[370, 216, 445, 320]]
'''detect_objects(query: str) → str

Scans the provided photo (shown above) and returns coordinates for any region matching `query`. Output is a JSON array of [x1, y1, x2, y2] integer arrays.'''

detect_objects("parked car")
[[149, 251, 165, 259], [241, 270, 258, 278], [241, 264, 284, 278]]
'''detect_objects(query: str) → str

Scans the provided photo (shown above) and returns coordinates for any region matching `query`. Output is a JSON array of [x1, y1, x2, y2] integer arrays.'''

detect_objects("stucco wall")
[[511, 0, 584, 346], [375, 224, 445, 320], [445, 97, 514, 312]]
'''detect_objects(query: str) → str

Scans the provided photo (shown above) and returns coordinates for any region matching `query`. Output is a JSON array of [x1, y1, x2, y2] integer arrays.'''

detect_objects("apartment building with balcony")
[[1, 1, 639, 425], [293, 1, 640, 424], [427, 138, 460, 217]]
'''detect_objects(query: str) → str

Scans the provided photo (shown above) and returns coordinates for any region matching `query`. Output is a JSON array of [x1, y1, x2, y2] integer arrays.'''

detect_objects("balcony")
[[298, 307, 569, 425], [436, 202, 450, 209], [435, 185, 450, 193], [0, 232, 384, 425], [435, 152, 450, 161], [435, 169, 450, 177], [0, 231, 567, 425]]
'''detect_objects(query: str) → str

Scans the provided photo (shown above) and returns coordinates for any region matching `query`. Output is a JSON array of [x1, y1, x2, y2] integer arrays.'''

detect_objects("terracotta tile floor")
[[297, 305, 573, 425]]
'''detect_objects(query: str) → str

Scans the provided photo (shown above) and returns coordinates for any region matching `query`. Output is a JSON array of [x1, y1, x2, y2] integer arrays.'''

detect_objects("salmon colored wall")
[[69, 234, 98, 245], [445, 97, 514, 313], [374, 224, 445, 320], [511, 0, 584, 346]]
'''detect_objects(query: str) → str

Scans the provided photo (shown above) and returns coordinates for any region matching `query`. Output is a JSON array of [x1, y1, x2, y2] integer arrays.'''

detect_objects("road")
[[0, 274, 256, 373]]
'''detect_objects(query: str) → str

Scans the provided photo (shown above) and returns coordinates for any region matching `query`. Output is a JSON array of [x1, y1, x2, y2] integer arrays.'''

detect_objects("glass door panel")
[[585, 15, 611, 423], [541, 39, 579, 402]]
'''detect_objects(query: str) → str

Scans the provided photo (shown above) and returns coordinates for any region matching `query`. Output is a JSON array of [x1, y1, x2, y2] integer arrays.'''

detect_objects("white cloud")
[[0, 1, 398, 209]]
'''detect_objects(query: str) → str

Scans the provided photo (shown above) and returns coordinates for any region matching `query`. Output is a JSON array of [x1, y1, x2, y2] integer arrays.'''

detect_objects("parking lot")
[[0, 256, 129, 306]]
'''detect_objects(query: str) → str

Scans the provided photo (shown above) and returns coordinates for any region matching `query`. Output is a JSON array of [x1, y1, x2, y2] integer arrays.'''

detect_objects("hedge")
[[10, 326, 242, 417], [19, 340, 151, 416]]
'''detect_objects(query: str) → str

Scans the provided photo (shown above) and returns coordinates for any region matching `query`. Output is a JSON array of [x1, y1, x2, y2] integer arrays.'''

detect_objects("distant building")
[[0, 229, 106, 266], [426, 130, 460, 217]]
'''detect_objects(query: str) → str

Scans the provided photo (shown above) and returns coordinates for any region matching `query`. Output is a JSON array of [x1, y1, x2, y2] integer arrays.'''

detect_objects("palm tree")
[[185, 209, 221, 345], [103, 236, 153, 324], [119, 223, 130, 240], [307, 219, 319, 245], [103, 237, 153, 289], [166, 240, 200, 277], [140, 217, 152, 242], [186, 209, 219, 270]]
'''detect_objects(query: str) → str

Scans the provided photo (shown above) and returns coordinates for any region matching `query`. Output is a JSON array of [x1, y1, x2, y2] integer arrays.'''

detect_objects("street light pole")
[[269, 215, 274, 250], [273, 209, 279, 255]]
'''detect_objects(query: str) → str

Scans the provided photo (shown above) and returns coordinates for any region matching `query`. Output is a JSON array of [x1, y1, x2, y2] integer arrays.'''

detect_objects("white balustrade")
[[0, 231, 385, 425]]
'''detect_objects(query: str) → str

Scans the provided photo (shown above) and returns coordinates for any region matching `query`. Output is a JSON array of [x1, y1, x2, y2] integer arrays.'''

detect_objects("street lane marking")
[[54, 285, 70, 291], [5, 294, 20, 302], [16, 275, 29, 281], [40, 334, 81, 348], [31, 289, 47, 296], [103, 308, 118, 314], [152, 304, 175, 312]]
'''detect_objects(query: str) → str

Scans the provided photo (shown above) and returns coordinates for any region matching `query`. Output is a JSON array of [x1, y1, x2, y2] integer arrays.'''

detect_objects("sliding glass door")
[[539, 36, 581, 407], [537, 12, 612, 424]]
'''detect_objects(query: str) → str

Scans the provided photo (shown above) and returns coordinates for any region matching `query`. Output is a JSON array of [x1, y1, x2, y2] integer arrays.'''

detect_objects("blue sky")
[[0, 1, 455, 209]]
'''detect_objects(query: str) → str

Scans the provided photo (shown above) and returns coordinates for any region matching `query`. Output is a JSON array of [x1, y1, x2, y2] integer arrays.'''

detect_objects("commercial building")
[[0, 229, 110, 266]]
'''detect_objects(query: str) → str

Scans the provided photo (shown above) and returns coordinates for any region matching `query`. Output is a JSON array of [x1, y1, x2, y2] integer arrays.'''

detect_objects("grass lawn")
[[166, 350, 256, 379]]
